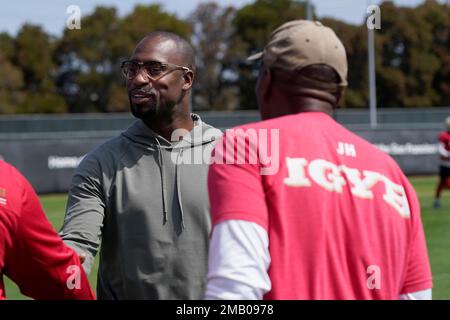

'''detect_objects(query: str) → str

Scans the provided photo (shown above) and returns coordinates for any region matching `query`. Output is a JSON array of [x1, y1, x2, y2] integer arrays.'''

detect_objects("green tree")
[[420, 0, 450, 106], [0, 26, 67, 114], [190, 2, 238, 110], [322, 18, 368, 108], [0, 33, 24, 113], [231, 0, 309, 109], [2, 0, 448, 114], [54, 6, 120, 112], [0, 32, 15, 60], [0, 52, 25, 114], [118, 4, 191, 57], [15, 25, 55, 92], [374, 0, 449, 107]]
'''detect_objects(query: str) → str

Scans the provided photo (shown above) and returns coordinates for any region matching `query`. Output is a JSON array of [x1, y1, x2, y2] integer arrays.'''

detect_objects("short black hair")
[[141, 31, 196, 71]]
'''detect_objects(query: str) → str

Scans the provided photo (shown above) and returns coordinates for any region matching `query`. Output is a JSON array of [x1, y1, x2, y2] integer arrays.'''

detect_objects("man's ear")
[[335, 86, 346, 107], [182, 70, 194, 91], [260, 68, 272, 99]]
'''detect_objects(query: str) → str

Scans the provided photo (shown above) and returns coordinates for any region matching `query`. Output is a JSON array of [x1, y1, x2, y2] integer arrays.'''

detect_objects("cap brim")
[[247, 51, 263, 61]]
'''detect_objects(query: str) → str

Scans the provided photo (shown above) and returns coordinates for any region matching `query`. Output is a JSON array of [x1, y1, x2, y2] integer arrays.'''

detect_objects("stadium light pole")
[[305, 0, 313, 20], [367, 0, 378, 129]]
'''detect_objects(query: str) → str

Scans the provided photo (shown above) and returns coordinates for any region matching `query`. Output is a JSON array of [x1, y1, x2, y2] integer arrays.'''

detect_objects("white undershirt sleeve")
[[399, 289, 432, 300], [205, 220, 431, 300], [205, 220, 271, 300]]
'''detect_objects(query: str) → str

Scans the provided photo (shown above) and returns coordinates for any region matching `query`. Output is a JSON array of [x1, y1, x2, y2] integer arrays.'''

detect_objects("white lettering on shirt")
[[309, 159, 347, 193], [284, 157, 411, 218], [284, 158, 311, 187], [337, 142, 357, 157]]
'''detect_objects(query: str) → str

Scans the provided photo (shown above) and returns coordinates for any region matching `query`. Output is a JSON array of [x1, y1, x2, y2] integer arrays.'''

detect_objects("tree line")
[[0, 0, 448, 114]]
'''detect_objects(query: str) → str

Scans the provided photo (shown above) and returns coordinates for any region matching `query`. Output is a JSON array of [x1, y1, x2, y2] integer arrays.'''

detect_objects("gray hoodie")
[[60, 114, 221, 299]]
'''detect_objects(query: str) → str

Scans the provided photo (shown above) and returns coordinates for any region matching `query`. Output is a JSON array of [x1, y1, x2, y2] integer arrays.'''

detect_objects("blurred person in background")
[[433, 116, 450, 209]]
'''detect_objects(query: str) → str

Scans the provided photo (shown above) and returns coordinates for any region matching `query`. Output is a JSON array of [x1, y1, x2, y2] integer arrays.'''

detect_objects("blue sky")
[[0, 0, 445, 36]]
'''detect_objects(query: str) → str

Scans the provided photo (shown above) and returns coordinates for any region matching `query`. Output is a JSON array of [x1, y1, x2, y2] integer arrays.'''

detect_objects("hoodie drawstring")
[[175, 149, 185, 230], [156, 139, 168, 225]]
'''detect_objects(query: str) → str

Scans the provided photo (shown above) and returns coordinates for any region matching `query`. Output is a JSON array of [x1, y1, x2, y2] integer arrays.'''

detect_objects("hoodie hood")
[[121, 113, 222, 150]]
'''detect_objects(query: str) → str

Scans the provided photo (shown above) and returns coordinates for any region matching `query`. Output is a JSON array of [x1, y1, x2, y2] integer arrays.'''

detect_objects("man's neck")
[[266, 95, 335, 120], [263, 85, 337, 120], [143, 111, 194, 142], [292, 98, 334, 116]]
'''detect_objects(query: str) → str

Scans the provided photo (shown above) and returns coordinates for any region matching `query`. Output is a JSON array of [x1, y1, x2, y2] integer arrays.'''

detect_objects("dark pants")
[[440, 166, 450, 181], [436, 166, 450, 199]]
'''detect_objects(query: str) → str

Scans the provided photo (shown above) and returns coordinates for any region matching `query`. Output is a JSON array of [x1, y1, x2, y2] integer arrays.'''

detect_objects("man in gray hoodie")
[[60, 31, 221, 299]]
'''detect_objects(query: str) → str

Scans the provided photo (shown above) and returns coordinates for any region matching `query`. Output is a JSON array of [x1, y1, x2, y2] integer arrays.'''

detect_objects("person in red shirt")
[[0, 160, 95, 300], [205, 20, 432, 300], [433, 116, 450, 208]]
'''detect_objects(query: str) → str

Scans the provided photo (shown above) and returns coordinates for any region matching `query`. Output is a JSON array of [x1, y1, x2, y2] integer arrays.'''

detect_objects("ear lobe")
[[335, 86, 345, 106], [261, 68, 272, 99], [182, 70, 194, 90]]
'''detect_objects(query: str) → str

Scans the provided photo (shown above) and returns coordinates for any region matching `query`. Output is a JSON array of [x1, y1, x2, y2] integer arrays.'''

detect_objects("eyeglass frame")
[[120, 59, 192, 81]]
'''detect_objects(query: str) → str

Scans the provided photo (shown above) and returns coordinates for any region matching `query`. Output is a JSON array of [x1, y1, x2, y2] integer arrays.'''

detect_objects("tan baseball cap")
[[248, 20, 348, 87]]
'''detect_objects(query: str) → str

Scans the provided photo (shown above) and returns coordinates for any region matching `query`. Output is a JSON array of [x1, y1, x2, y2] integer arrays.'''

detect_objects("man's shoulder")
[[94, 134, 127, 154], [337, 125, 401, 168], [0, 161, 29, 218], [0, 160, 17, 177], [78, 134, 128, 169], [0, 160, 25, 188], [439, 131, 450, 142], [349, 133, 409, 186]]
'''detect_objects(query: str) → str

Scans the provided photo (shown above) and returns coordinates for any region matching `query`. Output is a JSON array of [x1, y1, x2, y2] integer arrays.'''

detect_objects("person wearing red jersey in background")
[[205, 20, 432, 300], [0, 160, 95, 300], [433, 116, 450, 209]]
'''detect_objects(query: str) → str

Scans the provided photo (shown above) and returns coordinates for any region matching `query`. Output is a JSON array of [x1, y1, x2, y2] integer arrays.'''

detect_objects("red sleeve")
[[4, 171, 95, 300], [400, 177, 433, 294], [208, 133, 269, 231], [0, 191, 15, 300], [439, 132, 450, 144]]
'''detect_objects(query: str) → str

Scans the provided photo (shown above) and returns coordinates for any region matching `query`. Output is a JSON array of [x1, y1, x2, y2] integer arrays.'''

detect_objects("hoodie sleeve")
[[59, 152, 106, 275]]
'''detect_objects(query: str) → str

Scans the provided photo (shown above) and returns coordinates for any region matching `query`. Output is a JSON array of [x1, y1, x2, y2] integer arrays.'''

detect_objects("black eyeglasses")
[[121, 60, 192, 81]]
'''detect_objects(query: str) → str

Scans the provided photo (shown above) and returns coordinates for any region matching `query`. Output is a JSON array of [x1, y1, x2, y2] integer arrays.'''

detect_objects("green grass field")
[[4, 176, 450, 299]]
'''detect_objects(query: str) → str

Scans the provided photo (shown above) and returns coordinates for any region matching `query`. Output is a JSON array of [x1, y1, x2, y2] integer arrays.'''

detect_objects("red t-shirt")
[[208, 112, 432, 299], [439, 131, 450, 163], [0, 160, 95, 300], [439, 131, 450, 147]]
